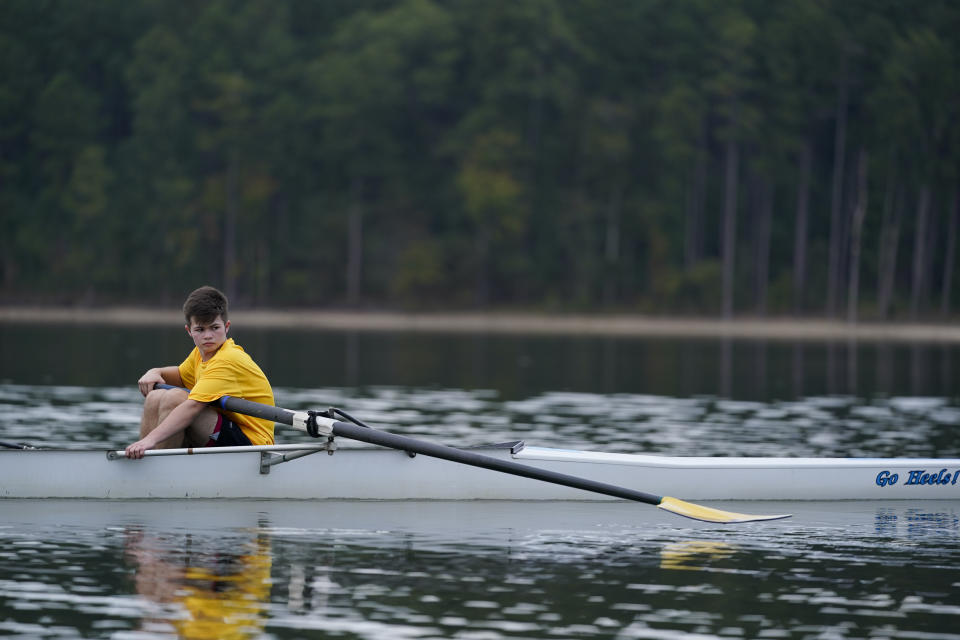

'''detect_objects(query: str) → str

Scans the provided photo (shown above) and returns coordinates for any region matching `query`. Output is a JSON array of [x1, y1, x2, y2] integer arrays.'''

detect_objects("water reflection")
[[123, 528, 271, 639], [659, 541, 738, 571], [874, 508, 960, 538], [2, 500, 960, 638], [3, 324, 960, 400]]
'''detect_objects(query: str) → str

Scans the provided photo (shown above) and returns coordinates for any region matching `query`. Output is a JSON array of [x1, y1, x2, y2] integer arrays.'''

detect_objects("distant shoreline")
[[2, 305, 960, 342]]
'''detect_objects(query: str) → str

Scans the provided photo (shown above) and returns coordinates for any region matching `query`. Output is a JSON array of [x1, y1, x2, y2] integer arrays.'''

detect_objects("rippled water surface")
[[3, 384, 960, 459], [2, 325, 960, 638], [3, 498, 960, 639]]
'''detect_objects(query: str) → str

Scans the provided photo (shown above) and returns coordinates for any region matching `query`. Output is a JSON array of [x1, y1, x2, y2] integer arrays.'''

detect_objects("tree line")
[[1, 0, 958, 319]]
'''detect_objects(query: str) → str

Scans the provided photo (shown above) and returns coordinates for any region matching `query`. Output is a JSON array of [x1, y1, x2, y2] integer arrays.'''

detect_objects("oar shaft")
[[212, 393, 663, 506], [331, 420, 664, 506]]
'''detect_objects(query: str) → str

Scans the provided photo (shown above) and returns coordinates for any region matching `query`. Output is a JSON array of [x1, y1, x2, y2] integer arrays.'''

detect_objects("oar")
[[152, 385, 790, 524], [0, 440, 35, 450]]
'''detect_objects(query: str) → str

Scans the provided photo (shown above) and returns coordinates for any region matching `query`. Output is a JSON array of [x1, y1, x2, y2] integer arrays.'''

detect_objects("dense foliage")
[[1, 0, 958, 318]]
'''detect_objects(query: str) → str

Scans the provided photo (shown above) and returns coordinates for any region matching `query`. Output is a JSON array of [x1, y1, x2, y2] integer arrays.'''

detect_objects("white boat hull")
[[3, 443, 960, 501]]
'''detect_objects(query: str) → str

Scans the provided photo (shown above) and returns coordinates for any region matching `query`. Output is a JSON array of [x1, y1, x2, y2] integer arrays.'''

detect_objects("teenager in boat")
[[124, 285, 275, 459]]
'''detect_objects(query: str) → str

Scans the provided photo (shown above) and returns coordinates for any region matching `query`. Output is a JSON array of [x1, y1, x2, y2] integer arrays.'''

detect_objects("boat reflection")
[[124, 527, 272, 639], [874, 507, 960, 536]]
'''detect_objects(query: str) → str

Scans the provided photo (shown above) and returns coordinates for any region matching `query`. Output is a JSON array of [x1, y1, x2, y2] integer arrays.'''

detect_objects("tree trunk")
[[721, 139, 740, 319], [271, 192, 288, 305], [941, 187, 959, 316], [910, 185, 931, 319], [685, 128, 708, 269], [754, 175, 772, 316], [793, 138, 812, 313], [877, 184, 904, 319], [1, 246, 16, 294], [223, 148, 239, 302], [922, 194, 940, 310], [603, 184, 623, 307], [346, 176, 364, 307], [573, 202, 597, 306], [474, 224, 490, 306], [846, 148, 868, 323], [255, 240, 269, 307], [827, 56, 849, 317]]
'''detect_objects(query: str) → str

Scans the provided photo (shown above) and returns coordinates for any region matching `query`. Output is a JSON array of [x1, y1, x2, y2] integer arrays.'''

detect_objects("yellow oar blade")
[[658, 496, 791, 523]]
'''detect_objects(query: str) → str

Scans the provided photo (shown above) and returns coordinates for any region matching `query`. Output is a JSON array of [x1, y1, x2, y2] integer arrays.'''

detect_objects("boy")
[[124, 286, 275, 459]]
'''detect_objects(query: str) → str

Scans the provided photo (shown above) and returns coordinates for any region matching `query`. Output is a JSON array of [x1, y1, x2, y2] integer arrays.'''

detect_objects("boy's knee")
[[143, 388, 164, 408], [148, 387, 188, 411]]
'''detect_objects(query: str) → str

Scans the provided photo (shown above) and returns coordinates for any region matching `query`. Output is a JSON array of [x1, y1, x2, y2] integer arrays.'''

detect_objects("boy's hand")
[[138, 369, 166, 397], [125, 434, 158, 459]]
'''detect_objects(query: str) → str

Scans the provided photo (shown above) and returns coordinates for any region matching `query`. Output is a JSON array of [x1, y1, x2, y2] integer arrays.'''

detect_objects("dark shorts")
[[206, 414, 253, 447]]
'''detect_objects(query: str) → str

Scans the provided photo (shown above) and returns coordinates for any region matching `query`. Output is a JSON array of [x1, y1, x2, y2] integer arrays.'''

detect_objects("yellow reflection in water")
[[125, 529, 271, 639], [660, 540, 737, 571]]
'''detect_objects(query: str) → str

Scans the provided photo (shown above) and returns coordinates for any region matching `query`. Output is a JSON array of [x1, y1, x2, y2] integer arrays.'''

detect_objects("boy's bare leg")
[[182, 407, 220, 447], [140, 388, 187, 449], [140, 388, 219, 449], [139, 390, 163, 437]]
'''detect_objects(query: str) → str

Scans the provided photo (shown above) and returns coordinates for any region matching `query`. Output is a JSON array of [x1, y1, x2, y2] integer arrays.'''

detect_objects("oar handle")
[[155, 383, 297, 424], [219, 394, 298, 425]]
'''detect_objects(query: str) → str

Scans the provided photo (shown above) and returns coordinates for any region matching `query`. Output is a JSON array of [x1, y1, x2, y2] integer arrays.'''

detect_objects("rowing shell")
[[2, 442, 959, 501]]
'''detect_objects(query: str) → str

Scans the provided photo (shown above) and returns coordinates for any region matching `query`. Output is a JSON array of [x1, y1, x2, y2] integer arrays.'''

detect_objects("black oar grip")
[[154, 384, 297, 425], [218, 395, 296, 426]]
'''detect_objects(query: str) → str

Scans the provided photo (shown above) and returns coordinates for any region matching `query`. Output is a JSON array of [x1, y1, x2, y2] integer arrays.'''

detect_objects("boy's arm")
[[138, 366, 184, 396], [124, 398, 206, 459]]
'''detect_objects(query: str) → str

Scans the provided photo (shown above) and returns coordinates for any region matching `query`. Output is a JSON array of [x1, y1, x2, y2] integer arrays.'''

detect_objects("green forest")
[[1, 0, 958, 319]]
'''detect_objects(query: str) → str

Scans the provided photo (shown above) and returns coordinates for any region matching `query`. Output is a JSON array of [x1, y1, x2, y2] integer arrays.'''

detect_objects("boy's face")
[[185, 315, 230, 360]]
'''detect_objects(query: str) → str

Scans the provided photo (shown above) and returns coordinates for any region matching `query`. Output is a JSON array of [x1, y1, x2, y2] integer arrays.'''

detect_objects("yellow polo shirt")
[[178, 338, 275, 445]]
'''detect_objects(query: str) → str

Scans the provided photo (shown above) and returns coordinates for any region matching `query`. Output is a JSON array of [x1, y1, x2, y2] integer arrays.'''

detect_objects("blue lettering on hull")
[[876, 470, 898, 487], [879, 469, 960, 488]]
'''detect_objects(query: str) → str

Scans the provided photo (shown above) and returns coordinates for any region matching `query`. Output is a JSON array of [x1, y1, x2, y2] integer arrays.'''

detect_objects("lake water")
[[2, 323, 960, 639]]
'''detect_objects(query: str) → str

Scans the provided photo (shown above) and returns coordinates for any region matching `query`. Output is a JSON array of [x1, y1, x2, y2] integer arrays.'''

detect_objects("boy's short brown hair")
[[183, 286, 229, 324]]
